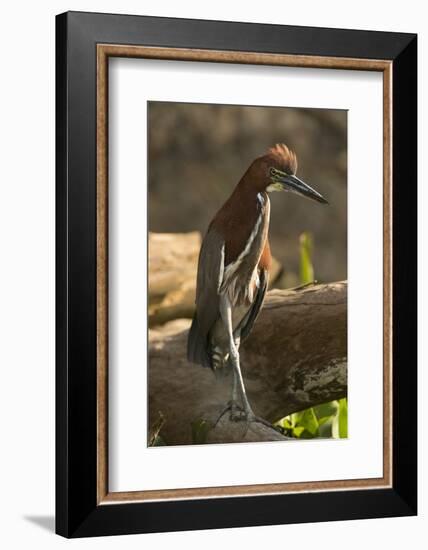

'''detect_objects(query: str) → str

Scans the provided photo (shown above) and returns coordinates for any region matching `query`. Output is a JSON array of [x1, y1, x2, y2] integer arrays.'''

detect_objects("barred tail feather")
[[187, 314, 212, 368]]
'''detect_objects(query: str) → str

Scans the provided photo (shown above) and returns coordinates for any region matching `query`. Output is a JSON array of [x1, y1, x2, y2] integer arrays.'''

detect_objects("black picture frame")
[[56, 10, 417, 538]]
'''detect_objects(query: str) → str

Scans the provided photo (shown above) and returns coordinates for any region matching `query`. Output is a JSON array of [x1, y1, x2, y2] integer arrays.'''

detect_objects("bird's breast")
[[220, 194, 270, 306]]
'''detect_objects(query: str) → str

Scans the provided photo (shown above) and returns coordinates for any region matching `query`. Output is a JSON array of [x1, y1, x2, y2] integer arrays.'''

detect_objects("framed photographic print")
[[56, 11, 417, 538]]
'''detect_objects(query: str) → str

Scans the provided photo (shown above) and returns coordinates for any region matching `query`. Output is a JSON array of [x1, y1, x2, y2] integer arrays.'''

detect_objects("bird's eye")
[[270, 168, 276, 176]]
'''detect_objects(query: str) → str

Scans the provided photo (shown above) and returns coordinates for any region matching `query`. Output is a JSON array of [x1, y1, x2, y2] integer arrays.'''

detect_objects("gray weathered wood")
[[148, 281, 347, 445]]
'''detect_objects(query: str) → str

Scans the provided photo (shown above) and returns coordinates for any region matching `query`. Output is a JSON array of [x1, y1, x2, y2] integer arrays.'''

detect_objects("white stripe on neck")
[[220, 195, 269, 298]]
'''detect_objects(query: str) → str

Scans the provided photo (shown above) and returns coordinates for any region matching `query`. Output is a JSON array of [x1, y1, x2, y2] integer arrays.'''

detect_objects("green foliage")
[[316, 401, 339, 438], [275, 234, 348, 440], [299, 231, 314, 284], [276, 400, 347, 439], [337, 398, 348, 438], [191, 418, 213, 444]]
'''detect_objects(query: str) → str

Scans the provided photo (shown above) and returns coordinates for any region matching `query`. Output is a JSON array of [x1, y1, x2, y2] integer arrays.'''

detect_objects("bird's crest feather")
[[265, 143, 298, 175]]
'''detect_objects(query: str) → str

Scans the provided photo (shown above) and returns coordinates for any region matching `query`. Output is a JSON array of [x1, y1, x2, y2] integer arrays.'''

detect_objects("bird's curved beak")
[[277, 174, 328, 204]]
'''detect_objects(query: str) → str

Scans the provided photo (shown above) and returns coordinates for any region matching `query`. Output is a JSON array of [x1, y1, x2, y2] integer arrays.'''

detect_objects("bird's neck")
[[224, 184, 270, 226], [231, 182, 269, 206], [210, 185, 270, 267]]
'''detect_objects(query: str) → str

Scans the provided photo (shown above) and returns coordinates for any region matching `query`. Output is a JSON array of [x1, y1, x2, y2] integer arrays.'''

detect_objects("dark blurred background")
[[148, 102, 347, 285]]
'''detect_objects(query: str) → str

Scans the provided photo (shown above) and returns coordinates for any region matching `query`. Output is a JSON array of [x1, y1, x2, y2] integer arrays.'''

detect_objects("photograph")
[[147, 101, 348, 446]]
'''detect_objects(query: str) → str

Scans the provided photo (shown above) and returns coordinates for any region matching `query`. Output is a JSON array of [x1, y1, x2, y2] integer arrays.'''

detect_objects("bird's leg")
[[225, 335, 245, 419], [213, 367, 244, 426], [219, 295, 273, 430], [213, 341, 243, 425], [219, 296, 258, 423], [231, 364, 239, 410], [228, 359, 247, 421], [214, 366, 245, 426]]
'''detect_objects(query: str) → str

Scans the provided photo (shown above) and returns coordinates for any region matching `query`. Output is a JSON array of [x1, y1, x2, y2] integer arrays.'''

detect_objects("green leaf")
[[276, 399, 347, 440], [330, 399, 348, 438], [299, 232, 314, 284], [317, 416, 331, 427], [298, 407, 319, 436], [318, 418, 333, 438], [278, 418, 292, 429], [293, 426, 305, 438], [313, 401, 338, 419], [191, 418, 213, 444], [338, 398, 348, 438], [291, 411, 302, 427]]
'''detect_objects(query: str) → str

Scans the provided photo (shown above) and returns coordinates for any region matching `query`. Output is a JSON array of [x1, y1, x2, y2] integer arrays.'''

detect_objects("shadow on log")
[[148, 281, 347, 445]]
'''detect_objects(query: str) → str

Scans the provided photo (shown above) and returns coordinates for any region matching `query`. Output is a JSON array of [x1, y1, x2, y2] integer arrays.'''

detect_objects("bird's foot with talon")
[[229, 404, 247, 422], [215, 400, 244, 426]]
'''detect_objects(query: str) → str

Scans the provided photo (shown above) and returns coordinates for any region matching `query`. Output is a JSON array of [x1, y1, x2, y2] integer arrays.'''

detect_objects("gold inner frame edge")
[[96, 44, 393, 505]]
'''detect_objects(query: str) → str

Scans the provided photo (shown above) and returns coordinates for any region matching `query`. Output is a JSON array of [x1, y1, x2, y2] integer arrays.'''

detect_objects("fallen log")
[[148, 231, 201, 300], [148, 281, 347, 445]]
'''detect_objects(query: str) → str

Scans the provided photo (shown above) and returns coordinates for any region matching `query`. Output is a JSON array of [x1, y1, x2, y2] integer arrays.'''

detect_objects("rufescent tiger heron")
[[187, 144, 328, 427]]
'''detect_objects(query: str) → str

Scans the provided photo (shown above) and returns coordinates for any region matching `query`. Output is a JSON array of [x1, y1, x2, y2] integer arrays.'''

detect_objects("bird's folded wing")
[[187, 228, 225, 367], [237, 268, 268, 341], [195, 228, 225, 331]]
